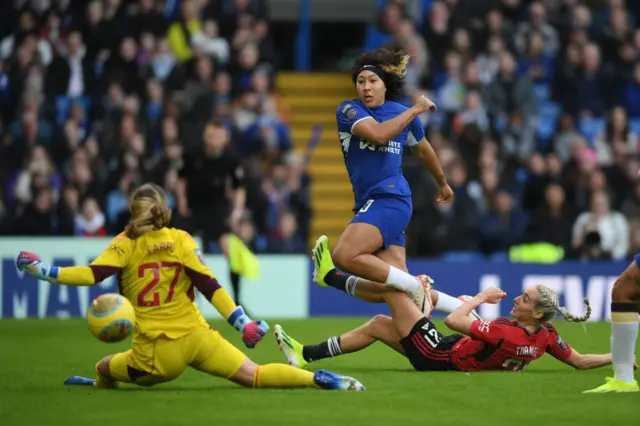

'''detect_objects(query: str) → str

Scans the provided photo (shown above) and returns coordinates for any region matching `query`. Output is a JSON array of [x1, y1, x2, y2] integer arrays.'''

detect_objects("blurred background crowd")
[[370, 0, 640, 261], [2, 0, 640, 261], [0, 0, 309, 254]]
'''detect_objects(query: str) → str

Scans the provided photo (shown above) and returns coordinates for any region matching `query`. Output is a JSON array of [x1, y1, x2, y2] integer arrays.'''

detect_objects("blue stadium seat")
[[578, 117, 606, 144], [56, 96, 90, 125], [533, 84, 551, 102], [515, 168, 529, 184], [442, 251, 484, 262], [538, 101, 562, 119], [536, 117, 556, 145], [363, 24, 392, 51]]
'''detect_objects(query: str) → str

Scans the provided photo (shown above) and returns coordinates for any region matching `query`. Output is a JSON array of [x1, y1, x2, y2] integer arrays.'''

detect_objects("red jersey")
[[449, 318, 573, 372]]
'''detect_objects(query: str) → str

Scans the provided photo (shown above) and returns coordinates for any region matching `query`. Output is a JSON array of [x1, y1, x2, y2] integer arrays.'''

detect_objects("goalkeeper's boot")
[[312, 235, 334, 288], [313, 369, 365, 391], [64, 376, 96, 386], [583, 377, 639, 393], [274, 324, 308, 369]]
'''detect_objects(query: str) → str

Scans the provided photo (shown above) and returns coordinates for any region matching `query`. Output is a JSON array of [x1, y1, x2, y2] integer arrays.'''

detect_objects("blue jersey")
[[336, 99, 425, 211]]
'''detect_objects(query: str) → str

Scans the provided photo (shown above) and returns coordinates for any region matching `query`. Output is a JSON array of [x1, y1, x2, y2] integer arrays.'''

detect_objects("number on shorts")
[[137, 262, 183, 307], [502, 358, 529, 372], [359, 199, 375, 213], [421, 322, 441, 348]]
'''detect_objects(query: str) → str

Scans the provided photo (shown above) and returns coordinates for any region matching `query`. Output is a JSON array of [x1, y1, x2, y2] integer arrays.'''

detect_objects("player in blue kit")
[[314, 48, 460, 314]]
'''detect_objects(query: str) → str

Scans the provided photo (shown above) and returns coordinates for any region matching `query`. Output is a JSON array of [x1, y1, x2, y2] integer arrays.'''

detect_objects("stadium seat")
[[536, 117, 556, 145], [55, 96, 90, 125], [532, 84, 551, 102], [442, 251, 484, 262], [578, 117, 606, 144], [538, 101, 562, 120], [363, 24, 392, 51]]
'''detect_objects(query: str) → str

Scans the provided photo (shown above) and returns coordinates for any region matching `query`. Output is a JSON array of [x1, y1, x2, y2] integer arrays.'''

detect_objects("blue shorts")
[[350, 196, 413, 249]]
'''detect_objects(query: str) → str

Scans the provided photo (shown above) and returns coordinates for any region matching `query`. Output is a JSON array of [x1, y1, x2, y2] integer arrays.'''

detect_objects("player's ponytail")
[[125, 183, 172, 239], [351, 48, 410, 99], [535, 285, 591, 324]]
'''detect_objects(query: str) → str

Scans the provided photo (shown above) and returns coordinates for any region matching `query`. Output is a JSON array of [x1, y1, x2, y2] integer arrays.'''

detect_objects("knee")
[[367, 314, 392, 329], [229, 358, 259, 387], [95, 355, 112, 380]]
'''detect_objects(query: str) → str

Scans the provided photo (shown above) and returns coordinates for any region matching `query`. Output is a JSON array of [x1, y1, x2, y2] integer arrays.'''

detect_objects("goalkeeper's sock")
[[252, 364, 318, 388], [611, 302, 639, 384], [302, 336, 342, 362], [323, 269, 360, 296]]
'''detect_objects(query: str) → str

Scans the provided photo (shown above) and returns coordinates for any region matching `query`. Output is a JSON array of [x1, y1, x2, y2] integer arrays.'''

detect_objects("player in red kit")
[[275, 269, 620, 374], [444, 286, 590, 372]]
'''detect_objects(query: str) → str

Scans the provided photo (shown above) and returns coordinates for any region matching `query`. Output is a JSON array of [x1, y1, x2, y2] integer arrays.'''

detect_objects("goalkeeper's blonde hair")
[[125, 183, 171, 239], [535, 285, 591, 323]]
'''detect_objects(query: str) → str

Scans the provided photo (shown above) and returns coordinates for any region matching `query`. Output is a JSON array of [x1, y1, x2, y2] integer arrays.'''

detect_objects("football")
[[458, 295, 483, 321], [87, 293, 135, 343]]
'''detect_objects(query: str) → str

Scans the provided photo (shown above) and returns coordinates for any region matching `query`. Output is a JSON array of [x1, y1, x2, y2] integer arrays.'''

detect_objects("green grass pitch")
[[1, 318, 638, 426]]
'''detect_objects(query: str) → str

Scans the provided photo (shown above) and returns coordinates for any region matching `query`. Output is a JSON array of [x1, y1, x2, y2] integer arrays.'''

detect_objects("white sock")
[[434, 291, 464, 313], [385, 265, 421, 292], [611, 316, 639, 383]]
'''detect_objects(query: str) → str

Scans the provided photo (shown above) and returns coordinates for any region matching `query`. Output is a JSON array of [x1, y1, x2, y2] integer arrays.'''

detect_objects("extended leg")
[[274, 315, 405, 368], [585, 260, 640, 393]]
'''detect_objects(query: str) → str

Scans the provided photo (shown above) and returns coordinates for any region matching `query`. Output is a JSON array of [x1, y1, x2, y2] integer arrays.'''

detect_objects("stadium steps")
[[276, 72, 355, 246]]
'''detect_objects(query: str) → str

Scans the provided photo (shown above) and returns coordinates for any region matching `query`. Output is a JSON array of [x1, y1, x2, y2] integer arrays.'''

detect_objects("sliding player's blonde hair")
[[125, 183, 171, 239], [535, 285, 591, 323], [351, 48, 410, 99]]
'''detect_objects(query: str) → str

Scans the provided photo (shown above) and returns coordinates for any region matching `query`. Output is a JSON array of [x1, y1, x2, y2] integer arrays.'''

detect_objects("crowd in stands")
[[0, 0, 310, 254], [4, 0, 640, 262], [373, 0, 640, 261]]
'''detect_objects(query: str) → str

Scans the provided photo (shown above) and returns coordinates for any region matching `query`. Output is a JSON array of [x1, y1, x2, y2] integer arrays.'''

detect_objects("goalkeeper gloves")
[[227, 306, 269, 348], [16, 251, 59, 282]]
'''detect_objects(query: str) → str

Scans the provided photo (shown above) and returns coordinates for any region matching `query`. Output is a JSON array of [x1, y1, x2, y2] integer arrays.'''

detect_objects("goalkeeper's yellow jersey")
[[85, 228, 216, 339]]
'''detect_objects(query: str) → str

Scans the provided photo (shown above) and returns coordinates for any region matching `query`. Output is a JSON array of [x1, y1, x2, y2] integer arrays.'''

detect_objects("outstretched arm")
[[16, 237, 129, 285], [561, 350, 613, 370]]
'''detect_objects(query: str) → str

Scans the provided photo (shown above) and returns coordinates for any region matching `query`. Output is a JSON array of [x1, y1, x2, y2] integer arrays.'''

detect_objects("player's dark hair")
[[125, 183, 171, 239], [351, 48, 410, 100]]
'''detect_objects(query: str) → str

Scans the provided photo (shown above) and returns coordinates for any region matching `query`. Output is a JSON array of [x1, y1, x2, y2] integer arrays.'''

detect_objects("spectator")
[[192, 19, 230, 65], [525, 183, 575, 249], [45, 30, 94, 99], [568, 43, 608, 117], [167, 0, 202, 62], [483, 51, 537, 120], [514, 1, 560, 55], [622, 61, 640, 117], [572, 190, 629, 260], [595, 106, 638, 166], [12, 186, 55, 235], [517, 30, 555, 84], [75, 197, 107, 237], [266, 211, 306, 254], [479, 189, 529, 254], [422, 1, 451, 72]]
